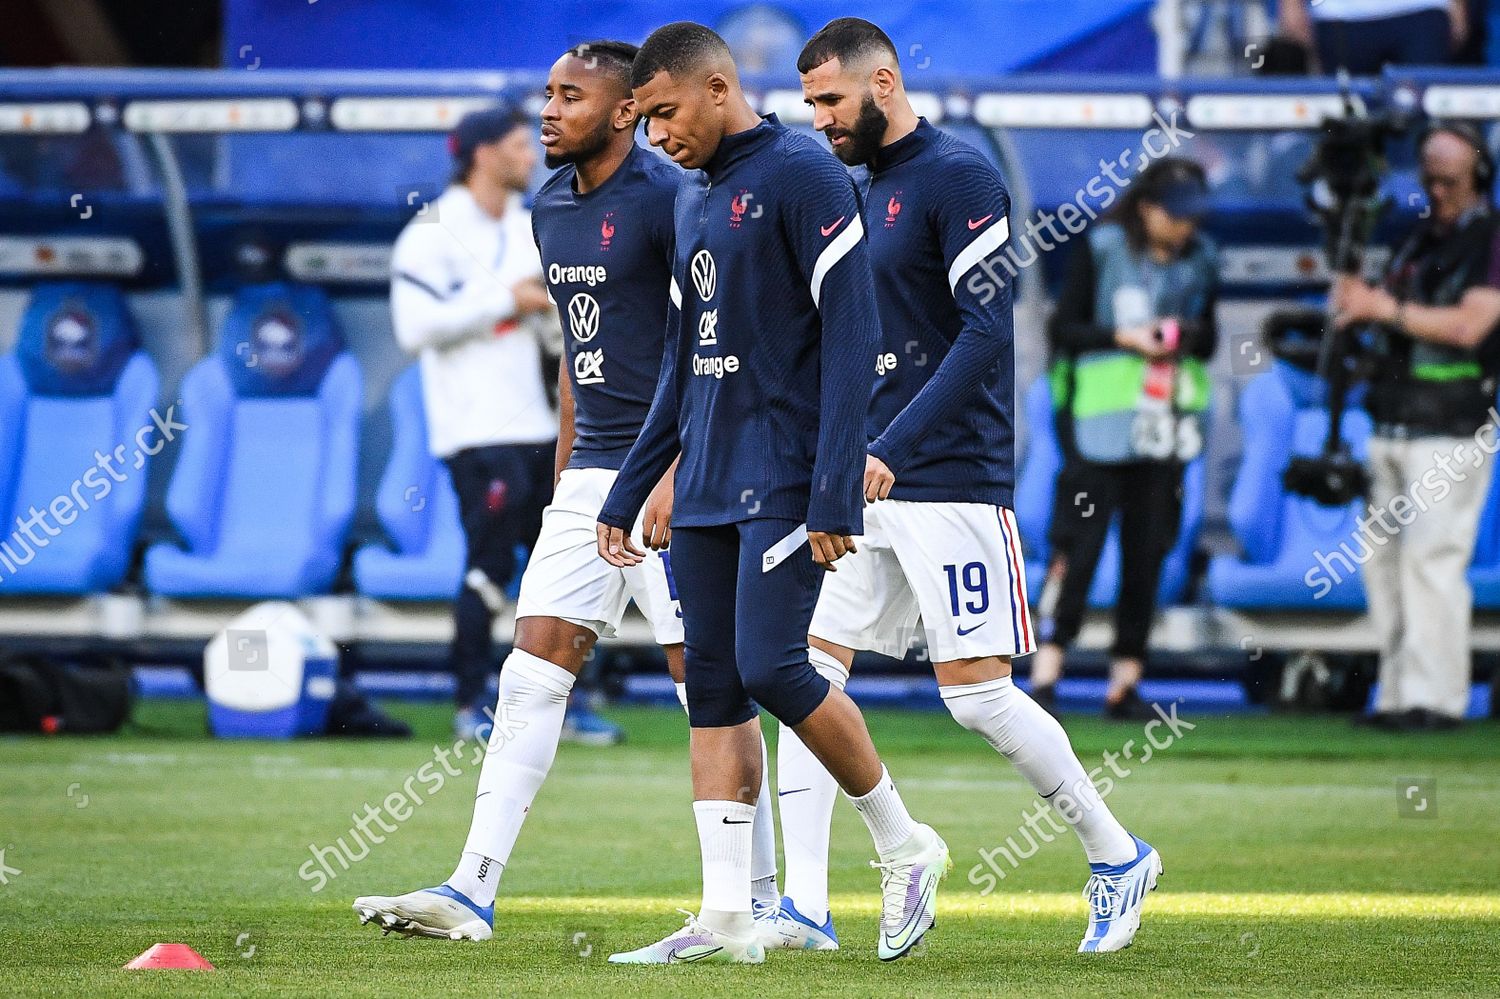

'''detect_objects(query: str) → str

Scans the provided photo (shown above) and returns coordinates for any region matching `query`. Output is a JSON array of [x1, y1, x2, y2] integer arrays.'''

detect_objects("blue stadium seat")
[[1207, 362, 1371, 609], [354, 365, 464, 600], [144, 282, 359, 597], [1468, 434, 1500, 609], [0, 283, 158, 594], [1013, 374, 1204, 608]]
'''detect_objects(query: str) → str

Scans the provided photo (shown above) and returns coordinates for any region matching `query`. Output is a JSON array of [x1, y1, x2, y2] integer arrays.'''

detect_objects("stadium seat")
[[0, 283, 159, 594], [1207, 361, 1372, 609], [1468, 436, 1500, 610], [144, 282, 359, 598], [1013, 374, 1204, 609], [353, 365, 465, 600]]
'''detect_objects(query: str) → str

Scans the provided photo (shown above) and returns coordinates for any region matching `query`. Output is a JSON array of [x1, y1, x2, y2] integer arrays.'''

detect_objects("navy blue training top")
[[599, 115, 879, 535], [862, 119, 1017, 508], [532, 142, 679, 470]]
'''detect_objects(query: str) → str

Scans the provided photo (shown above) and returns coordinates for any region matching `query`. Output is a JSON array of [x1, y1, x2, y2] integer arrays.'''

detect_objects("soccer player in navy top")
[[770, 18, 1161, 956], [595, 22, 949, 965], [353, 39, 775, 944]]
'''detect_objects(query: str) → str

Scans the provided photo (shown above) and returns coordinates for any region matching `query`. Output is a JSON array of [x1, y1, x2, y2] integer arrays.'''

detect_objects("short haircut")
[[630, 21, 732, 89], [797, 17, 898, 74], [565, 39, 639, 94]]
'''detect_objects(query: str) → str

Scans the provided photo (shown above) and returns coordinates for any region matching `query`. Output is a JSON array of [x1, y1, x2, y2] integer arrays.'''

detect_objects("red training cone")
[[123, 943, 215, 970]]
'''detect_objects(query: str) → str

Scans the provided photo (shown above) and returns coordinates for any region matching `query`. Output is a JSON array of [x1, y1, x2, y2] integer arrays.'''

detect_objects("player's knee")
[[940, 676, 1014, 737], [512, 616, 595, 673], [739, 655, 829, 726], [941, 688, 990, 734], [686, 687, 757, 728], [807, 645, 850, 690]]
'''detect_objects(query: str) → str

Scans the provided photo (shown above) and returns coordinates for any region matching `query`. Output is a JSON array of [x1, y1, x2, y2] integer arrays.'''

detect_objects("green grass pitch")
[[4, 699, 1499, 997]]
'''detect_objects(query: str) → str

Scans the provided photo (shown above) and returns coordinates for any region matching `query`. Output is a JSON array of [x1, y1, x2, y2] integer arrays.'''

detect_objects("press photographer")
[[1331, 121, 1500, 730]]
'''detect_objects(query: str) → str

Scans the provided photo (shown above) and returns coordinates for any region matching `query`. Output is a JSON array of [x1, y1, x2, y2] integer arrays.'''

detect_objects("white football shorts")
[[810, 499, 1035, 662], [514, 467, 683, 644]]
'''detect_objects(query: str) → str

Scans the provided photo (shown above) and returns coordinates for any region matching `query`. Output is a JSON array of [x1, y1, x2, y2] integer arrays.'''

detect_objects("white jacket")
[[390, 185, 557, 458]]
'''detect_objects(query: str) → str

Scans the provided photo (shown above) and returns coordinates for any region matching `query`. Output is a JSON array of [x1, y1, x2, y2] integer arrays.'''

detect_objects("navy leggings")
[[669, 519, 832, 728]]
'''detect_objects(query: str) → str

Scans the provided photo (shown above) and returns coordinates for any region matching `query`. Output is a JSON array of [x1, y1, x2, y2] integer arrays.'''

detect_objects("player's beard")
[[544, 117, 614, 170], [828, 94, 888, 167]]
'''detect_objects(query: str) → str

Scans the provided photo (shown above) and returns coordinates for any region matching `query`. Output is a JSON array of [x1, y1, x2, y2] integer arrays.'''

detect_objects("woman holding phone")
[[1032, 157, 1219, 719]]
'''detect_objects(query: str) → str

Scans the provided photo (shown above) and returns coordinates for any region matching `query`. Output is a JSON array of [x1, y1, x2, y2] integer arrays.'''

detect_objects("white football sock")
[[941, 676, 1135, 865], [450, 649, 575, 905], [776, 647, 848, 923], [750, 729, 778, 905], [847, 765, 918, 860], [679, 683, 777, 905], [694, 799, 756, 938]]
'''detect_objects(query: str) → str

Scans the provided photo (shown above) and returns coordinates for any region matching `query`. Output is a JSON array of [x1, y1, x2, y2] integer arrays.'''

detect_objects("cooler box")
[[204, 602, 337, 738]]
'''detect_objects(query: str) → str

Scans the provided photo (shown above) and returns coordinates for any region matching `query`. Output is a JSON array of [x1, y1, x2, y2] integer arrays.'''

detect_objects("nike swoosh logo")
[[1040, 781, 1065, 799], [722, 817, 752, 825], [668, 944, 724, 962], [886, 867, 939, 949], [956, 622, 986, 636], [967, 214, 994, 230], [821, 216, 845, 237], [778, 787, 811, 797]]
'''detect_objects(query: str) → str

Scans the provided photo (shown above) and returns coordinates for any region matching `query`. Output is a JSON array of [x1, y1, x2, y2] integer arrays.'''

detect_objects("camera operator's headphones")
[[1416, 120, 1496, 194]]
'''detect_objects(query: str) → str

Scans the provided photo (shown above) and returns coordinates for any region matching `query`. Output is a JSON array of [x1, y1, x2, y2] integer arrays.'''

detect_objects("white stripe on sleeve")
[[810, 214, 865, 308], [946, 216, 1010, 292], [669, 276, 683, 309]]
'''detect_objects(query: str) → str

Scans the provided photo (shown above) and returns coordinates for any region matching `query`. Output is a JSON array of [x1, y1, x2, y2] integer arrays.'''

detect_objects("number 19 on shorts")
[[944, 561, 989, 617]]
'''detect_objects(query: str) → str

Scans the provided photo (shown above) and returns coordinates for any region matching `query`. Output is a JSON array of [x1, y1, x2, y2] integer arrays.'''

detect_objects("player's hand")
[[808, 531, 856, 571], [597, 522, 646, 567], [641, 475, 673, 550], [511, 278, 552, 317], [864, 454, 895, 503]]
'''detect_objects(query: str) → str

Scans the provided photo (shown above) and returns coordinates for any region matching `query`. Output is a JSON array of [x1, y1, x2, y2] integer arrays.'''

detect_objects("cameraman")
[[1332, 123, 1500, 731]]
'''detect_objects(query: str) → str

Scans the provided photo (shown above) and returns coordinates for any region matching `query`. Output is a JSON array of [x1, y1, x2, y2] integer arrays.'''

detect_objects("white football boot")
[[872, 823, 950, 961], [352, 884, 493, 941], [757, 896, 839, 951], [1077, 835, 1163, 953], [608, 909, 765, 965]]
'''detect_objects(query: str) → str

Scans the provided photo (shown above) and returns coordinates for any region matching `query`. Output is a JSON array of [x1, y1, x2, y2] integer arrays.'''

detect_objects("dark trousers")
[[1043, 458, 1183, 663], [444, 442, 554, 709], [669, 520, 831, 729], [1314, 9, 1450, 75]]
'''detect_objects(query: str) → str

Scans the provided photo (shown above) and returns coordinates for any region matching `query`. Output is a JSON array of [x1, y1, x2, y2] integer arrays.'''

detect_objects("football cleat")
[[1077, 835, 1163, 953], [453, 706, 492, 744], [607, 909, 765, 965], [352, 884, 493, 941], [757, 896, 839, 951], [560, 704, 625, 746], [751, 894, 780, 940], [873, 823, 950, 961]]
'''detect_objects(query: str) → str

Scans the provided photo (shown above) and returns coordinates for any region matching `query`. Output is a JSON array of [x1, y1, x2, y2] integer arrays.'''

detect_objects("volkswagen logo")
[[691, 249, 717, 302], [568, 292, 600, 342]]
